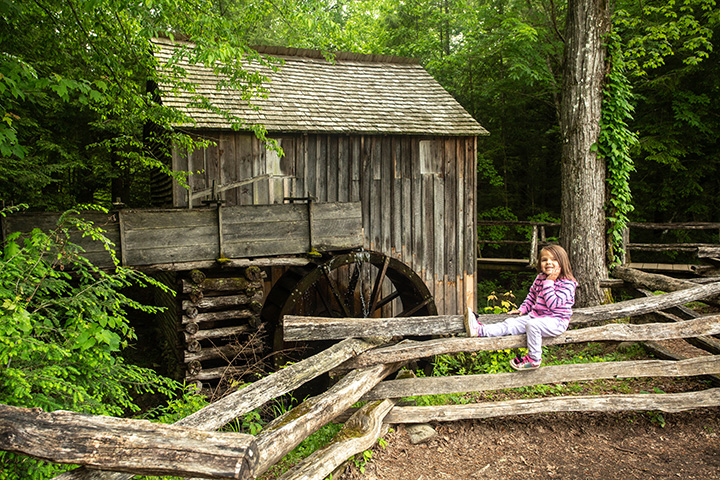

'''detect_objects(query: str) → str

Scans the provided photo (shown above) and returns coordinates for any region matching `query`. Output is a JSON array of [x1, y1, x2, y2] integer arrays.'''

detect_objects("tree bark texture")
[[560, 0, 611, 307]]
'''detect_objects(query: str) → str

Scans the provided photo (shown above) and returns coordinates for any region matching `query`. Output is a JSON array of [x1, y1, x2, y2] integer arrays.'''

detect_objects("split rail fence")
[[477, 220, 720, 273], [1, 269, 719, 480]]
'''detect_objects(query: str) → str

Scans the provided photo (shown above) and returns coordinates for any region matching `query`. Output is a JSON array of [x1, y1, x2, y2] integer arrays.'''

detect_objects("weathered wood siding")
[[0, 211, 120, 267], [173, 132, 477, 315]]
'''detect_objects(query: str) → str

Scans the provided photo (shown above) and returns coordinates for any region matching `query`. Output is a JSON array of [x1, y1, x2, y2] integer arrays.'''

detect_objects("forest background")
[[2, 0, 719, 229], [0, 0, 719, 477]]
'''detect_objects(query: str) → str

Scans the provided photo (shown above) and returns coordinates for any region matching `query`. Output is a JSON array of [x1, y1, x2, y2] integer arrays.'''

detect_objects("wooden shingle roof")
[[152, 38, 487, 136]]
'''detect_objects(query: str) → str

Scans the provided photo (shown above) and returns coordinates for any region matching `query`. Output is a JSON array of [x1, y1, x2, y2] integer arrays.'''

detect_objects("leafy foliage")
[[597, 30, 639, 267], [0, 0, 273, 209], [0, 206, 185, 478]]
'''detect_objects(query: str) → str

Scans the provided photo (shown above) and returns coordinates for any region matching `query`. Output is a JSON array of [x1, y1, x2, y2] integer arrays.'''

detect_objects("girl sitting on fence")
[[464, 244, 578, 371]]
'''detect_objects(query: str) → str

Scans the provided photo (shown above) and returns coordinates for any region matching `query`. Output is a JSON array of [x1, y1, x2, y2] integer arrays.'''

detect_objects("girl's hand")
[[508, 309, 521, 315], [547, 266, 560, 281]]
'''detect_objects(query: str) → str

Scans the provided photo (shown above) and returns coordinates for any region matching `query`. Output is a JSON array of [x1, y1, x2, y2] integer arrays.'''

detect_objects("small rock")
[[406, 423, 438, 445]]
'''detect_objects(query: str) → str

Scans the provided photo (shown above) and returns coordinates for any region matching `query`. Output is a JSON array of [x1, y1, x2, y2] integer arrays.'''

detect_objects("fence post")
[[529, 225, 538, 266], [621, 226, 630, 265]]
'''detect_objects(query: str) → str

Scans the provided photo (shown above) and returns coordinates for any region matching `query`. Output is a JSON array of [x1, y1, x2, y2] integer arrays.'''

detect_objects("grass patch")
[[407, 340, 702, 407]]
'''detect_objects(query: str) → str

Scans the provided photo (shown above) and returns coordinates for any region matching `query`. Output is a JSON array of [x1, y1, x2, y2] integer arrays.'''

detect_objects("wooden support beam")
[[184, 324, 252, 342], [339, 315, 720, 370], [284, 281, 720, 342], [184, 343, 255, 363], [137, 257, 311, 272], [181, 278, 263, 294], [361, 356, 720, 401], [383, 388, 720, 424], [0, 404, 258, 480], [182, 309, 256, 325]]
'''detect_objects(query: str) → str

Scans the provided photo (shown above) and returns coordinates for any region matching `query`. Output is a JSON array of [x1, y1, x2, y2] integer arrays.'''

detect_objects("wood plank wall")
[[172, 132, 477, 315]]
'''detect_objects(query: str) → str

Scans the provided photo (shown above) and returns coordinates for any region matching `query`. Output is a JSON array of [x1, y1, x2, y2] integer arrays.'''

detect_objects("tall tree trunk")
[[559, 0, 611, 307]]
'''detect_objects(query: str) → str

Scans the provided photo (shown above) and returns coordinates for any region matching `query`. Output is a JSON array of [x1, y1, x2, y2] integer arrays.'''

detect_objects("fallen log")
[[383, 388, 720, 424], [277, 399, 394, 480], [0, 404, 258, 480], [339, 315, 720, 370], [361, 356, 720, 401], [284, 281, 720, 341], [253, 361, 401, 477], [54, 337, 379, 480]]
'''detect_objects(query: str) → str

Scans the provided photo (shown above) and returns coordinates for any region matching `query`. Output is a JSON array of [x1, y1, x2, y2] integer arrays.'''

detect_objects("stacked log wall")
[[178, 267, 268, 391]]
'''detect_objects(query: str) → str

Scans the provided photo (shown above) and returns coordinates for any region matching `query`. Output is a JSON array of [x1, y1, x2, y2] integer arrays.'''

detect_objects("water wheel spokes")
[[261, 250, 436, 356]]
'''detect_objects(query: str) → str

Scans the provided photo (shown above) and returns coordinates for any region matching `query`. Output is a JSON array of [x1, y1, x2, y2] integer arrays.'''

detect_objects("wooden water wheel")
[[260, 250, 437, 356]]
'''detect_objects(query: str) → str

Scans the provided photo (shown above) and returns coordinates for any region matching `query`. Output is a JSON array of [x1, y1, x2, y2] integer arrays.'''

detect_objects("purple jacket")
[[518, 274, 577, 323]]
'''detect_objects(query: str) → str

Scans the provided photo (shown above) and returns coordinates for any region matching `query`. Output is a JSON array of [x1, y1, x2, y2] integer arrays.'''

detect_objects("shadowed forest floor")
[[336, 337, 720, 480], [338, 407, 720, 480]]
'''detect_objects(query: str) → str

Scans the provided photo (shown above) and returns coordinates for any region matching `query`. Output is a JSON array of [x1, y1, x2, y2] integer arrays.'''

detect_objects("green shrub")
[[0, 205, 186, 479]]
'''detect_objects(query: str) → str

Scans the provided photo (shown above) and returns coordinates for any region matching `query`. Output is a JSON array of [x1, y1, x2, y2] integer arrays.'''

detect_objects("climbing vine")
[[597, 30, 639, 267]]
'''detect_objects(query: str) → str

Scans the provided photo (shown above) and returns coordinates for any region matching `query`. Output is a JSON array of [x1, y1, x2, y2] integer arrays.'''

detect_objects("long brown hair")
[[536, 244, 576, 282]]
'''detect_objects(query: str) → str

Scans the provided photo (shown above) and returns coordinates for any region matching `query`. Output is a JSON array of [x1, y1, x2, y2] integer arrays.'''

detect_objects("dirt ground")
[[337, 338, 720, 480], [338, 408, 720, 480]]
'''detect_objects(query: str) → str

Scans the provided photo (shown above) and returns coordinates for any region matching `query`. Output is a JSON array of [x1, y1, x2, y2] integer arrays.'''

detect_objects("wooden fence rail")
[[0, 405, 258, 480], [284, 278, 720, 342], [476, 220, 720, 270], [1, 276, 715, 480], [384, 388, 720, 424]]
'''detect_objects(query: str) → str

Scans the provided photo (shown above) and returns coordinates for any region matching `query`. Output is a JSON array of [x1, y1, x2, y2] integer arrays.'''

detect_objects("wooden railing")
[[477, 220, 720, 273]]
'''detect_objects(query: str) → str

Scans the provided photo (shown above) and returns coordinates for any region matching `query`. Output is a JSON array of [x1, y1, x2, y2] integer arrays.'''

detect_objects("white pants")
[[483, 315, 568, 362]]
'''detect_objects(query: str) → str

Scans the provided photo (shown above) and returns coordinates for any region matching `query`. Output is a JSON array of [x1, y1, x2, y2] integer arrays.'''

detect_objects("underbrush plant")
[[0, 205, 189, 479]]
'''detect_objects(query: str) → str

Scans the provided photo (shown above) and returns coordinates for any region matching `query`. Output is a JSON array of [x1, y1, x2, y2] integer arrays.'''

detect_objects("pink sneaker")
[[463, 307, 484, 337], [510, 354, 541, 371]]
